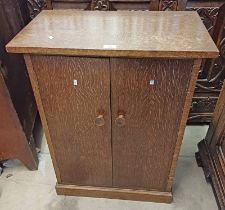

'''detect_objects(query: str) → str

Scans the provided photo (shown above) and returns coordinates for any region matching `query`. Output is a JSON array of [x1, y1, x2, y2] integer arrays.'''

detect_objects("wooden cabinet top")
[[6, 10, 218, 58]]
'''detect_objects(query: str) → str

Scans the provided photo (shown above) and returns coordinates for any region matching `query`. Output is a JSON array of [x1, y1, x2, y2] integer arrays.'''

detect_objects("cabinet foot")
[[56, 183, 172, 203]]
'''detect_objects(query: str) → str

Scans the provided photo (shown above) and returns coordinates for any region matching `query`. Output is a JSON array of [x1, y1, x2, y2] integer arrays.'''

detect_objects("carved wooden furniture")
[[0, 72, 37, 170], [0, 0, 38, 170], [6, 10, 218, 202], [188, 2, 225, 123], [196, 80, 225, 210], [37, 0, 225, 124]]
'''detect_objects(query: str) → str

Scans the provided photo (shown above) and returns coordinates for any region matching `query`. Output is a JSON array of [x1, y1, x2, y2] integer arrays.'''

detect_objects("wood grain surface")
[[166, 59, 202, 191], [6, 10, 218, 58], [30, 55, 112, 186], [111, 58, 194, 191], [111, 58, 193, 191]]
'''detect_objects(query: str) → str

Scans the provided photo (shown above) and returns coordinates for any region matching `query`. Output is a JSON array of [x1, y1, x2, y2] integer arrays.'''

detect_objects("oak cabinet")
[[6, 10, 218, 203]]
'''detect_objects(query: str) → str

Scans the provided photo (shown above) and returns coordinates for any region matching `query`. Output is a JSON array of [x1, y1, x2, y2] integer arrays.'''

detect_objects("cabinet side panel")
[[166, 59, 201, 191], [31, 55, 112, 187], [111, 58, 193, 191]]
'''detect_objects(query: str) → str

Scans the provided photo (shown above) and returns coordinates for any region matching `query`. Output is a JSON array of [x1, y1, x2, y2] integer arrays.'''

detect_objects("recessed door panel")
[[31, 55, 112, 187], [111, 58, 193, 191]]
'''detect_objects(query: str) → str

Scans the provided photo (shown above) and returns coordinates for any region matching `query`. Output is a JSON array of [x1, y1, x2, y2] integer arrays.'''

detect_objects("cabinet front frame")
[[24, 54, 202, 202]]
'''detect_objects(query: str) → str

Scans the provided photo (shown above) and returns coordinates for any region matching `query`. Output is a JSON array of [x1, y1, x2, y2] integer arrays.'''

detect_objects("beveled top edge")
[[6, 46, 219, 58], [6, 10, 219, 58]]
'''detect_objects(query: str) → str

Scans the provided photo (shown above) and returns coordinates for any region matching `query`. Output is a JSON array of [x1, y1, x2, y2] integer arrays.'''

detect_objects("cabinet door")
[[111, 58, 193, 191], [31, 55, 112, 187]]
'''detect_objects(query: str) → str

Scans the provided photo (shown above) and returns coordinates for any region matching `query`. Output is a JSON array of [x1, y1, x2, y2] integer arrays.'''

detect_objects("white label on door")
[[149, 80, 155, 85], [73, 80, 78, 86]]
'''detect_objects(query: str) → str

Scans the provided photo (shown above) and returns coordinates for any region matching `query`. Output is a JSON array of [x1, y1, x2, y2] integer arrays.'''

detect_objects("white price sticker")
[[103, 45, 117, 49], [73, 80, 78, 86]]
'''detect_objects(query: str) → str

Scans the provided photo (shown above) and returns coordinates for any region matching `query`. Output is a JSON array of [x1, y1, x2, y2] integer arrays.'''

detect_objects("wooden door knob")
[[115, 115, 125, 127], [95, 115, 105, 127]]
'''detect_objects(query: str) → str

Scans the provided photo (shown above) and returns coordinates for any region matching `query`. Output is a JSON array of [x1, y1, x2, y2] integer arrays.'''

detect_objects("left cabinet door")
[[31, 55, 112, 187]]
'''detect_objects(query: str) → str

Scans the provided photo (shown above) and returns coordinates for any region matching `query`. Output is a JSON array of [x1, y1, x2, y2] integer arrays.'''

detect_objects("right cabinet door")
[[111, 58, 193, 191]]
